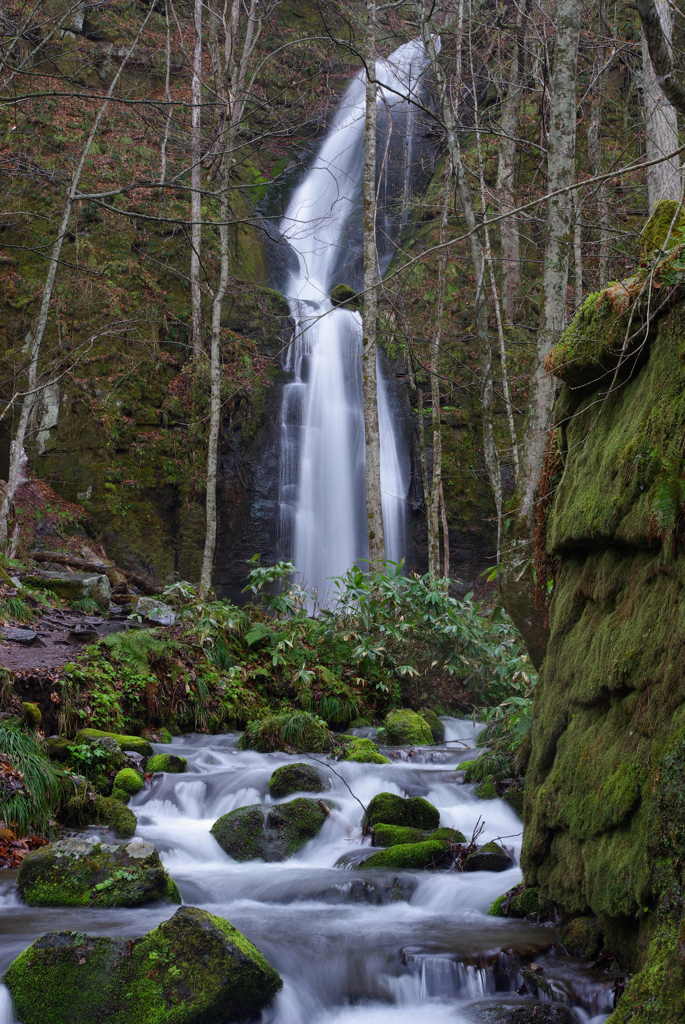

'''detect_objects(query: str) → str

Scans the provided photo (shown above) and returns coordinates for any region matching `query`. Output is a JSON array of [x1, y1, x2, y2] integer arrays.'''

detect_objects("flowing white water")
[[278, 40, 428, 602], [0, 721, 614, 1023]]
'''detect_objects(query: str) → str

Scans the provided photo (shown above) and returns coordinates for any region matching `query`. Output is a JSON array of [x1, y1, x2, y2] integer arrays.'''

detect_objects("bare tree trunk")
[[439, 479, 449, 580], [640, 0, 680, 211], [362, 0, 385, 570], [637, 0, 685, 118], [573, 189, 583, 308], [190, 0, 203, 359], [0, 10, 154, 552], [587, 15, 611, 288], [500, 0, 582, 667]]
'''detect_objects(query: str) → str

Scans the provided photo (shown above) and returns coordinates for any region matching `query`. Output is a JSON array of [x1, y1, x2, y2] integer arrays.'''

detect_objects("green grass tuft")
[[0, 722, 72, 836]]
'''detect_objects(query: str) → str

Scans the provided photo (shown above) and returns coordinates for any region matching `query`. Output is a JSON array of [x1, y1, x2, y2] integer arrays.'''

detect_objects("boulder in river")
[[488, 885, 552, 920], [239, 711, 332, 753], [269, 762, 325, 798], [338, 736, 390, 764], [211, 798, 327, 861], [2, 905, 282, 1024], [365, 792, 440, 830], [468, 1002, 576, 1024], [418, 707, 445, 742], [464, 841, 513, 873], [74, 727, 153, 757], [17, 837, 180, 907], [357, 839, 450, 870], [63, 793, 137, 838], [146, 752, 188, 774], [372, 824, 466, 847], [111, 767, 145, 802], [382, 709, 433, 746]]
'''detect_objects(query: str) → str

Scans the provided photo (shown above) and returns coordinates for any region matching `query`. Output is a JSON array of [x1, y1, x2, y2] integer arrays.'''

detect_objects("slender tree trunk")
[[573, 189, 583, 308], [641, 0, 680, 211], [587, 21, 611, 288], [362, 0, 385, 570], [439, 479, 449, 580], [501, 0, 582, 667], [0, 10, 154, 552], [160, 1, 173, 186], [190, 0, 203, 359]]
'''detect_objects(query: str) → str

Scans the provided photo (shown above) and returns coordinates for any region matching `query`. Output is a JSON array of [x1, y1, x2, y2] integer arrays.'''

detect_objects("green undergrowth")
[[0, 721, 72, 836]]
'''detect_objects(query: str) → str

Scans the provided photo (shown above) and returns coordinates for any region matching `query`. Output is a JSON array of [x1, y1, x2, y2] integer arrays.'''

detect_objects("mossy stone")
[[17, 838, 173, 907], [365, 792, 440, 831], [269, 762, 325, 798], [113, 767, 144, 795], [330, 283, 361, 310], [357, 839, 450, 871], [211, 798, 327, 861], [559, 916, 601, 960], [464, 841, 513, 873], [146, 753, 187, 774], [372, 824, 466, 847], [429, 827, 467, 844], [22, 702, 41, 729], [339, 736, 391, 764], [383, 709, 433, 746], [2, 906, 282, 1024], [141, 726, 173, 744], [475, 778, 498, 800], [63, 794, 137, 838], [74, 728, 153, 757], [45, 736, 74, 761], [419, 708, 445, 742], [487, 886, 552, 919]]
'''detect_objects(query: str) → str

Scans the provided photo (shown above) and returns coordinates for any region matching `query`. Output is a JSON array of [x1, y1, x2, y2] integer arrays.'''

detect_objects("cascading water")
[[278, 40, 428, 602], [0, 720, 614, 1024]]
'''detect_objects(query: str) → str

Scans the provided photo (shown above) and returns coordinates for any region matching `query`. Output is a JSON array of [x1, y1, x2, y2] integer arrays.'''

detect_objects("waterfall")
[[278, 40, 428, 603]]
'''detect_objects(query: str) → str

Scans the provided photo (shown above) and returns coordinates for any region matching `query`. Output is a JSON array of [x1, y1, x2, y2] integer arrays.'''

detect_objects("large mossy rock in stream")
[[381, 709, 433, 746], [146, 752, 188, 774], [16, 837, 180, 907], [464, 842, 513, 873], [521, 283, 685, 1022], [63, 793, 137, 838], [111, 766, 145, 803], [365, 792, 440, 830], [74, 728, 153, 757], [238, 712, 331, 753], [418, 708, 445, 743], [2, 906, 282, 1024], [338, 736, 391, 764], [211, 798, 327, 861], [269, 762, 325, 798], [372, 824, 466, 847], [357, 839, 450, 871]]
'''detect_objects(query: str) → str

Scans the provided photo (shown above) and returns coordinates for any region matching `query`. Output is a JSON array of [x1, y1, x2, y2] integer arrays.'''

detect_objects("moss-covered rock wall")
[[522, 288, 685, 1021]]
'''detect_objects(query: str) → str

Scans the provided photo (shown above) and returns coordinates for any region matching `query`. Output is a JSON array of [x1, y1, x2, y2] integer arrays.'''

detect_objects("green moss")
[[330, 283, 361, 310], [339, 736, 391, 764], [418, 708, 445, 742], [429, 827, 467, 844], [365, 792, 440, 830], [464, 841, 513, 873], [21, 702, 41, 729], [357, 839, 450, 870], [475, 778, 498, 800], [165, 876, 182, 903], [559, 916, 601, 959], [383, 709, 433, 746], [146, 753, 187, 774], [239, 712, 331, 753], [211, 798, 326, 861], [45, 737, 74, 761], [63, 794, 137, 838], [74, 728, 153, 757], [113, 767, 144, 794], [641, 199, 685, 255], [372, 824, 466, 847], [609, 922, 685, 1024], [269, 762, 325, 798], [211, 806, 266, 861]]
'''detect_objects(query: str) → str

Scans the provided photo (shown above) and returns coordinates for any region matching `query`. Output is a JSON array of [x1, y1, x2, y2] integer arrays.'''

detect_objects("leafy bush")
[[0, 722, 72, 836]]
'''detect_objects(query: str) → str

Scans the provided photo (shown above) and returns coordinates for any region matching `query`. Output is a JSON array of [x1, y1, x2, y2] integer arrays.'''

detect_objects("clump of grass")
[[71, 597, 101, 615], [0, 722, 72, 836], [0, 597, 34, 623], [239, 711, 331, 753]]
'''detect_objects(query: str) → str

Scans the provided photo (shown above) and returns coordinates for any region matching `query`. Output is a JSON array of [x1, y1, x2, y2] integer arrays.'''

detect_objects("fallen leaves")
[[0, 824, 48, 869]]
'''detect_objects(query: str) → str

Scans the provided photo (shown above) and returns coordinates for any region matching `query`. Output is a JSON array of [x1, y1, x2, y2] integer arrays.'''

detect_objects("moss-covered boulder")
[[372, 824, 466, 847], [330, 283, 361, 310], [418, 708, 445, 743], [238, 712, 331, 753], [2, 906, 282, 1024], [45, 736, 74, 761], [365, 792, 439, 830], [112, 767, 145, 803], [22, 702, 41, 729], [339, 736, 391, 764], [558, 916, 601, 960], [211, 798, 327, 861], [141, 726, 173, 744], [357, 839, 450, 871], [487, 885, 552, 919], [464, 841, 513, 873], [74, 728, 153, 757], [146, 753, 188, 774], [16, 837, 179, 907], [269, 762, 325, 798], [383, 709, 433, 746], [63, 793, 137, 839]]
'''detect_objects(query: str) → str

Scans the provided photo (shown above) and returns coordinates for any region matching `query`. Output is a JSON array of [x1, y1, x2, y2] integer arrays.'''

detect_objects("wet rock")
[[111, 767, 144, 802], [419, 707, 445, 742], [330, 282, 361, 310], [211, 798, 327, 861], [488, 885, 553, 920], [382, 708, 433, 746], [269, 762, 325, 798], [16, 837, 179, 907], [558, 916, 601, 959], [356, 839, 450, 871], [2, 905, 282, 1024], [464, 841, 513, 873], [135, 596, 176, 626], [365, 792, 440, 830], [372, 824, 466, 847], [146, 752, 188, 774], [45, 736, 74, 761], [74, 727, 153, 757], [1, 627, 37, 644], [21, 569, 111, 610], [63, 793, 137, 838], [467, 1001, 576, 1024], [338, 736, 390, 764]]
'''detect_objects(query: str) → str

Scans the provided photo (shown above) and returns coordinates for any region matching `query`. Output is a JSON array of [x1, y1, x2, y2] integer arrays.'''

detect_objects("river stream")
[[0, 718, 614, 1023]]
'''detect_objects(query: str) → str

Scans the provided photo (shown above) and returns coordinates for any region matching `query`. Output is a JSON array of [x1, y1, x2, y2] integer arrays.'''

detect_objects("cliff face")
[[522, 258, 685, 1020]]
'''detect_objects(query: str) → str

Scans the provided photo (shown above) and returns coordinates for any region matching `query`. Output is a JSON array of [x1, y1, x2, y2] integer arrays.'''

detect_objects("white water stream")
[[278, 41, 428, 603], [0, 719, 614, 1023]]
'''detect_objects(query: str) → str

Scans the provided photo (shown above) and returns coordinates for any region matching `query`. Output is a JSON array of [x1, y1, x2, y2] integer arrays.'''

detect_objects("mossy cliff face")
[[522, 291, 685, 1022]]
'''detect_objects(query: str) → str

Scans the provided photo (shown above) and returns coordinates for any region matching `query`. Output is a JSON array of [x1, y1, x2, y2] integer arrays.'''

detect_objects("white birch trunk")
[[641, 0, 680, 211]]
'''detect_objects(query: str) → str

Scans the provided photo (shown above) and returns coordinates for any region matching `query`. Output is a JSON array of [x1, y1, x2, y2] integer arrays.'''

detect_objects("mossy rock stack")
[[63, 794, 137, 839], [211, 798, 326, 861], [357, 839, 450, 871], [111, 767, 144, 803], [74, 728, 153, 758], [464, 841, 513, 873], [146, 753, 188, 774], [2, 906, 282, 1024], [17, 838, 180, 907], [365, 792, 439, 831], [382, 709, 433, 746], [269, 762, 325, 798], [339, 736, 390, 764]]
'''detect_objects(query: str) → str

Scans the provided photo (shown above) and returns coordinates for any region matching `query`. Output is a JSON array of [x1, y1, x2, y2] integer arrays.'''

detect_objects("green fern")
[[103, 629, 175, 672]]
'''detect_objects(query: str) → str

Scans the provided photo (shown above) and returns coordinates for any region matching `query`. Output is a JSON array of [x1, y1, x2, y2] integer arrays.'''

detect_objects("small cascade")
[[278, 40, 428, 603], [0, 986, 14, 1024]]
